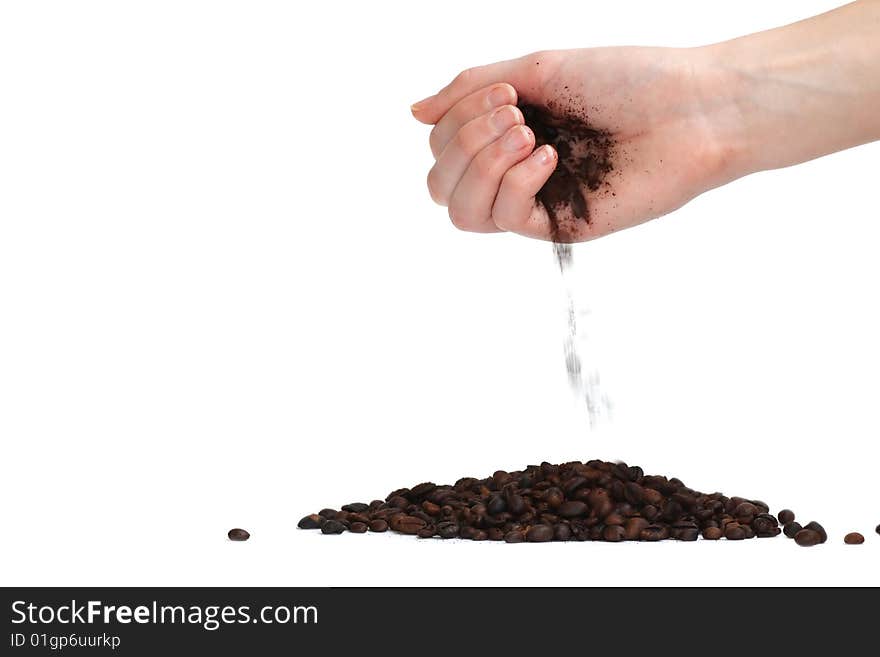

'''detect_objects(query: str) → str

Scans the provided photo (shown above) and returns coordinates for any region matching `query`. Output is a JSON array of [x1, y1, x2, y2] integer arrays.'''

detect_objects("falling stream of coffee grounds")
[[520, 102, 614, 427], [554, 243, 611, 427]]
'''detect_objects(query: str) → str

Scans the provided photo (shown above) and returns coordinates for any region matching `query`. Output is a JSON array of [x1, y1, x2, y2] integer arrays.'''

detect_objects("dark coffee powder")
[[518, 102, 615, 245]]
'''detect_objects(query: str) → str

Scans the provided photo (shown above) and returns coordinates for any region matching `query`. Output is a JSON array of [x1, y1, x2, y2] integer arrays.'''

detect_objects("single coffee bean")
[[409, 482, 437, 498], [341, 502, 369, 513], [526, 524, 554, 542], [844, 532, 864, 545], [390, 515, 427, 535], [321, 520, 346, 535], [227, 528, 250, 541], [603, 525, 625, 542], [350, 522, 368, 534], [318, 508, 337, 519], [804, 521, 827, 543], [297, 514, 323, 530], [369, 519, 389, 533], [487, 528, 505, 541], [639, 525, 668, 541], [875, 524, 880, 536], [436, 521, 459, 539], [347, 513, 370, 524], [504, 530, 525, 543], [623, 517, 650, 541], [471, 530, 488, 541], [554, 523, 572, 541], [558, 501, 588, 518], [543, 487, 564, 509], [724, 525, 746, 541], [777, 509, 795, 525], [702, 527, 722, 540], [676, 527, 699, 542], [783, 521, 802, 538], [417, 527, 436, 538], [794, 529, 822, 547], [741, 525, 755, 539]]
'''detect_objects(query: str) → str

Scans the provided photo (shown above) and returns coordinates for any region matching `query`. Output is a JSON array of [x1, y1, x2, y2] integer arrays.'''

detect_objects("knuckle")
[[448, 206, 474, 232], [426, 168, 446, 205]]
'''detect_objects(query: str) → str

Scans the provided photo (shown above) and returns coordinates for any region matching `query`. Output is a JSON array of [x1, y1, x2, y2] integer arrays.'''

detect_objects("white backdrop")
[[2, 0, 879, 586]]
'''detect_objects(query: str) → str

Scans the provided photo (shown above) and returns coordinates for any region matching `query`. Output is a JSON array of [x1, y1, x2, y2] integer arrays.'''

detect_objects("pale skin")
[[411, 0, 880, 243]]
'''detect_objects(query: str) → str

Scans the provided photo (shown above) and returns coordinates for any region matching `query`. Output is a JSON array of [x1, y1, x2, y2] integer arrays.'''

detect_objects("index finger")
[[411, 54, 542, 125]]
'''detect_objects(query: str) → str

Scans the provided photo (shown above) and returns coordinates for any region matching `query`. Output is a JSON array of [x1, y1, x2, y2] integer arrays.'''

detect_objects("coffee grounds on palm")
[[518, 102, 615, 424], [298, 459, 789, 543], [518, 102, 615, 247]]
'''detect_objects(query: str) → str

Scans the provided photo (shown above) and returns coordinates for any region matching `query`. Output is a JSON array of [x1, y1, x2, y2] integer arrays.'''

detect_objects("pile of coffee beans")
[[299, 459, 797, 543]]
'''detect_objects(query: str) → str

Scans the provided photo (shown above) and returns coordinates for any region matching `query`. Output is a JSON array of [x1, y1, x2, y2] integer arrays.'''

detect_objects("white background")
[[2, 0, 879, 587]]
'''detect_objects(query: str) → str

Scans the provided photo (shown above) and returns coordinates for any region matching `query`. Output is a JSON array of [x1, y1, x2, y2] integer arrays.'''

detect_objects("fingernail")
[[533, 144, 556, 165], [410, 95, 435, 113], [487, 84, 514, 109], [490, 105, 520, 134], [503, 125, 532, 152]]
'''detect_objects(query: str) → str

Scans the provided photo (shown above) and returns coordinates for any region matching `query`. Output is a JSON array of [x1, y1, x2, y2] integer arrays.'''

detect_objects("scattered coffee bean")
[[349, 522, 368, 534], [783, 522, 802, 539], [778, 509, 795, 525], [804, 521, 827, 544], [794, 529, 822, 547], [297, 514, 323, 530], [227, 528, 250, 541], [318, 508, 337, 519], [342, 503, 370, 513], [320, 520, 346, 535], [844, 532, 864, 545]]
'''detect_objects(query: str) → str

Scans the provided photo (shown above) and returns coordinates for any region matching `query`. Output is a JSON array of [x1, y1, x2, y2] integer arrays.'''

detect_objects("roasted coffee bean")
[[794, 529, 822, 547], [702, 527, 722, 540], [409, 482, 436, 498], [526, 525, 554, 542], [487, 494, 506, 515], [341, 502, 369, 513], [844, 532, 864, 545], [676, 527, 699, 541], [487, 528, 505, 541], [642, 505, 659, 521], [369, 519, 389, 533], [543, 487, 564, 509], [639, 525, 667, 542], [804, 522, 827, 543], [778, 509, 795, 525], [297, 514, 323, 530], [350, 522, 368, 534], [390, 515, 427, 535], [318, 509, 337, 519], [876, 524, 880, 536], [752, 514, 778, 536], [227, 528, 250, 541], [724, 525, 746, 541], [623, 517, 650, 541], [320, 520, 346, 535], [624, 482, 644, 505], [504, 530, 525, 543], [471, 530, 488, 541], [783, 522, 802, 538], [603, 525, 625, 542], [558, 501, 588, 518], [348, 513, 370, 524], [554, 523, 572, 541], [435, 521, 459, 539], [417, 527, 436, 538]]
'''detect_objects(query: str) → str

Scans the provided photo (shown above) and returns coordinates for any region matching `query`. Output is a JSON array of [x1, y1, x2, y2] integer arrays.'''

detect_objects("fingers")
[[447, 125, 536, 233], [411, 58, 528, 125], [491, 145, 557, 238], [427, 104, 524, 205], [428, 83, 517, 158]]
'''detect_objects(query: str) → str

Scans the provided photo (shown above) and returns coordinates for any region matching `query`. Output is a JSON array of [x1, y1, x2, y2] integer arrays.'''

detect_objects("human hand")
[[412, 47, 737, 243]]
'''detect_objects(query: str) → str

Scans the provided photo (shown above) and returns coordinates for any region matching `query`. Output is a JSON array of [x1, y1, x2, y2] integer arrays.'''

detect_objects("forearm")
[[699, 0, 880, 179]]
